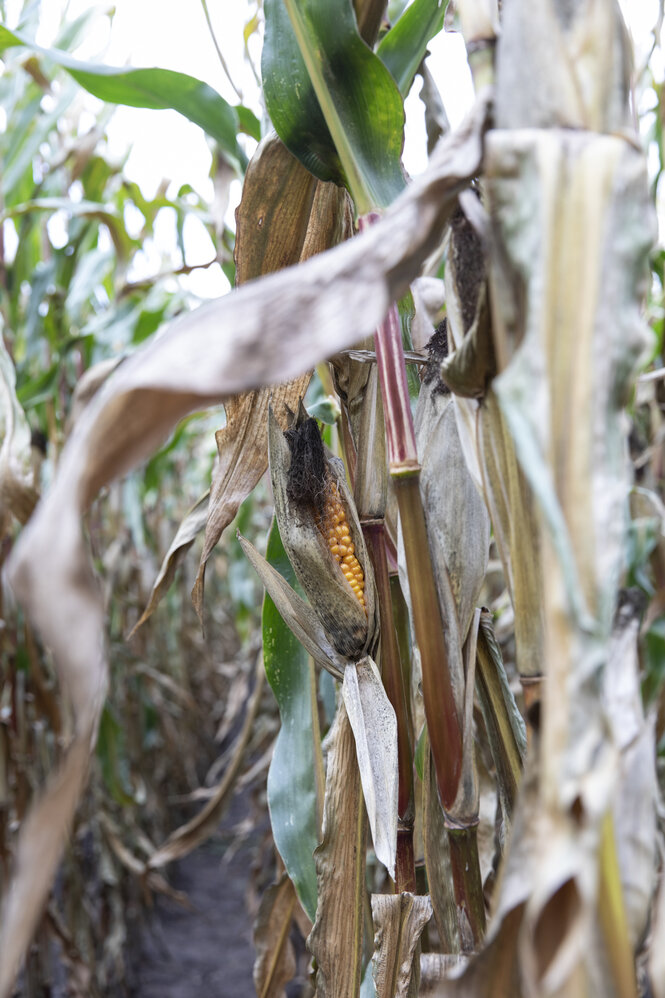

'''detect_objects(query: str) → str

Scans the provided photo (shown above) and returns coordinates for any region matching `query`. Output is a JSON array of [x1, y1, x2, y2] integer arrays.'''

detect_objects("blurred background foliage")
[[2, 0, 665, 994], [0, 2, 277, 991]]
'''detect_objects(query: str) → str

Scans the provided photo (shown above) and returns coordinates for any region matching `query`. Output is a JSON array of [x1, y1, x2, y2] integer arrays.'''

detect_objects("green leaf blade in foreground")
[[262, 0, 405, 210], [263, 518, 323, 923], [377, 0, 447, 98], [0, 25, 247, 172]]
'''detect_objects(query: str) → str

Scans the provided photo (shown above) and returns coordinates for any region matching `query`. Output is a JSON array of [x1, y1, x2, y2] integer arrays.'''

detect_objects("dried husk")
[[238, 533, 347, 680], [370, 892, 432, 998], [268, 405, 378, 661], [342, 657, 398, 879], [407, 338, 490, 834]]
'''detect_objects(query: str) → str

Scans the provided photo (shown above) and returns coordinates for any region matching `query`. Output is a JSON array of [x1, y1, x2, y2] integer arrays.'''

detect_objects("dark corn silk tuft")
[[285, 411, 367, 614]]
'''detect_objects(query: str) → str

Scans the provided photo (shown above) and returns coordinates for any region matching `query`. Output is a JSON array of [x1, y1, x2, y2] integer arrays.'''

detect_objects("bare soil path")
[[133, 798, 267, 998]]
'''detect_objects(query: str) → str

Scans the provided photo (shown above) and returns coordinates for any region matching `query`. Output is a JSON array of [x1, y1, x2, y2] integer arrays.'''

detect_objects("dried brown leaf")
[[129, 490, 209, 637], [308, 701, 367, 998], [371, 892, 432, 998], [253, 873, 298, 998]]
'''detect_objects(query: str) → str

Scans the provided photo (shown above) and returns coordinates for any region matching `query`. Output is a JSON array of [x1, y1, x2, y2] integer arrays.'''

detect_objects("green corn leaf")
[[263, 517, 324, 923], [262, 0, 405, 211], [0, 25, 247, 172], [377, 0, 447, 98]]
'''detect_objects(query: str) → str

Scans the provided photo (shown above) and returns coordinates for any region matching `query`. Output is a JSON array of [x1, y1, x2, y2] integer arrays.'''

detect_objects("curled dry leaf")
[[2, 99, 487, 993], [342, 657, 398, 879], [371, 892, 433, 998], [128, 491, 209, 638], [192, 134, 354, 619]]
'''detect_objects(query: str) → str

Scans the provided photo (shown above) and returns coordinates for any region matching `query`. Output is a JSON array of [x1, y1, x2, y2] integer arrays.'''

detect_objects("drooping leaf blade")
[[0, 25, 247, 172], [377, 0, 447, 98]]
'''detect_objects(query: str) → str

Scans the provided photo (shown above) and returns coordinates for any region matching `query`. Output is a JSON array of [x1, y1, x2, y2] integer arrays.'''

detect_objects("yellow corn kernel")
[[317, 482, 367, 614]]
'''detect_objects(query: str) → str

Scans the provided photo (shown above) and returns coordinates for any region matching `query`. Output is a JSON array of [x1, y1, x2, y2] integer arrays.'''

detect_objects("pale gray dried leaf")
[[2, 99, 487, 992], [495, 0, 631, 132], [342, 657, 398, 878], [238, 533, 346, 680], [308, 701, 367, 998], [130, 490, 210, 637], [68, 355, 125, 429], [0, 332, 38, 527], [454, 0, 499, 45], [416, 385, 490, 644], [253, 873, 298, 998], [477, 123, 653, 997], [371, 893, 432, 998], [604, 592, 657, 948]]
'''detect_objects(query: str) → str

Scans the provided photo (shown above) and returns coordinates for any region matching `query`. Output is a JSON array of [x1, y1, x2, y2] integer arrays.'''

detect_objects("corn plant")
[[1, 1, 665, 997]]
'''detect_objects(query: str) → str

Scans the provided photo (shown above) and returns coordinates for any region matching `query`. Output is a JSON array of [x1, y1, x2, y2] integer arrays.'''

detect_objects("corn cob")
[[317, 481, 366, 612]]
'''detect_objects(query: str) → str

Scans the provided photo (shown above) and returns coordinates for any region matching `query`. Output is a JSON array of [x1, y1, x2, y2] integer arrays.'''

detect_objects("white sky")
[[4, 0, 663, 299]]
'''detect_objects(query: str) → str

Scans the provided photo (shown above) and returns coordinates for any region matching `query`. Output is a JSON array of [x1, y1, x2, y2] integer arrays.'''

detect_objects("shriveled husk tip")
[[268, 403, 378, 661]]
